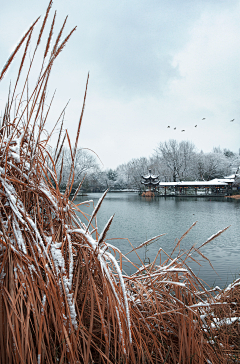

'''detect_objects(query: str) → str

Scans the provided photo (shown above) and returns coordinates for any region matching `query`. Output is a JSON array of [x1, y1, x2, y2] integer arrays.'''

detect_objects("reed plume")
[[0, 17, 39, 82]]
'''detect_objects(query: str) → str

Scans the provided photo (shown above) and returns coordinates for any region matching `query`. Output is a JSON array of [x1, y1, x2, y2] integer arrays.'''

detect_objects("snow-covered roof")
[[142, 174, 159, 179], [159, 182, 178, 186], [159, 180, 228, 187], [209, 178, 234, 184], [223, 174, 236, 179], [142, 169, 159, 180], [142, 180, 159, 185]]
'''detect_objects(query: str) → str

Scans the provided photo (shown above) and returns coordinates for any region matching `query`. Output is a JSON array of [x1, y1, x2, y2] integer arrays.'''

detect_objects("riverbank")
[[226, 194, 240, 199]]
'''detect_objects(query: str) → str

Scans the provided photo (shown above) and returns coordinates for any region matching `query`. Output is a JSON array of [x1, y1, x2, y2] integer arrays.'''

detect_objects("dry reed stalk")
[[44, 10, 56, 60], [98, 215, 114, 246], [10, 29, 33, 110], [37, 0, 53, 46], [71, 174, 87, 203], [0, 17, 40, 82], [126, 233, 166, 255], [51, 15, 68, 57], [0, 4, 237, 364], [64, 74, 89, 199]]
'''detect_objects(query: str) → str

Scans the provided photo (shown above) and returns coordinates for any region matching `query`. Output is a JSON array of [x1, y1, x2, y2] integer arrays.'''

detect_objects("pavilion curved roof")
[[142, 168, 159, 180], [142, 174, 159, 179], [141, 180, 159, 185]]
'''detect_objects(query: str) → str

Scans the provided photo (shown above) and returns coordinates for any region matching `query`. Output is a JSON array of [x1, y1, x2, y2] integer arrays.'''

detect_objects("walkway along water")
[[141, 169, 239, 196]]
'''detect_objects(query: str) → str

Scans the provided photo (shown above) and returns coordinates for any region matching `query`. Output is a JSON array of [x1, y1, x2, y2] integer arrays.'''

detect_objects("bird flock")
[[167, 117, 236, 131]]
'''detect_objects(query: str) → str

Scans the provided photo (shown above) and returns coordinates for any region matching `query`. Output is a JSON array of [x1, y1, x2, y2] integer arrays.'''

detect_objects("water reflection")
[[75, 193, 240, 288]]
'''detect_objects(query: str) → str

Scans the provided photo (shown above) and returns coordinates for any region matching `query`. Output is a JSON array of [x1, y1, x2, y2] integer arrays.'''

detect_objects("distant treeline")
[[55, 140, 240, 193]]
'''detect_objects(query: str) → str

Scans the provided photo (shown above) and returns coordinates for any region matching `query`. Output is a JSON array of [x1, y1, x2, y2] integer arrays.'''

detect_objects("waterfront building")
[[141, 169, 160, 192]]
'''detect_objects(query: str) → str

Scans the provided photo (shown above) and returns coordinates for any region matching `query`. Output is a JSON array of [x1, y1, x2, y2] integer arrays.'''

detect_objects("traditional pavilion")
[[141, 169, 160, 192]]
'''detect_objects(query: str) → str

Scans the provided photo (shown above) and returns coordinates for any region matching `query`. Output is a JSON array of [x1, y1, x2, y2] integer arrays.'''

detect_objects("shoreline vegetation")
[[226, 194, 240, 200], [0, 2, 239, 363]]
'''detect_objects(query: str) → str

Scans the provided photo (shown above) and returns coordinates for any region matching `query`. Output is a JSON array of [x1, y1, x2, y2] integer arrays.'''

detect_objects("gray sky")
[[1, 0, 240, 168]]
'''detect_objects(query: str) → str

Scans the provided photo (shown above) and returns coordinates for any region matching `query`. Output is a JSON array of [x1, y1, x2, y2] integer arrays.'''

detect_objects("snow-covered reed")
[[0, 2, 239, 363]]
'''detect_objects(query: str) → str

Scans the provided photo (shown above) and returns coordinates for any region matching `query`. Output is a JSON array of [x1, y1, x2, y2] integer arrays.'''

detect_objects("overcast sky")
[[1, 0, 240, 169]]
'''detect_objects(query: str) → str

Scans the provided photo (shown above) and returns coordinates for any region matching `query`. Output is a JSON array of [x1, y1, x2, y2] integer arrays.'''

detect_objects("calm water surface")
[[75, 193, 240, 288]]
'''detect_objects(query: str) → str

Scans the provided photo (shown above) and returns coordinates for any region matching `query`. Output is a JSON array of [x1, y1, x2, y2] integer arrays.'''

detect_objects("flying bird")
[[181, 129, 185, 132], [174, 127, 176, 130], [230, 119, 235, 122], [167, 126, 170, 128], [195, 125, 197, 127], [202, 118, 206, 120]]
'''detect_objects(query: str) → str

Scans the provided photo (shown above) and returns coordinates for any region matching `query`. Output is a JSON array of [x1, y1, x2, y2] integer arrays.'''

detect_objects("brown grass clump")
[[202, 279, 240, 362], [0, 2, 239, 363], [226, 195, 240, 199]]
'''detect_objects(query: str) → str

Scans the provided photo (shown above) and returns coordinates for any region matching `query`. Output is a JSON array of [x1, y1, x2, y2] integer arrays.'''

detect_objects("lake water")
[[75, 192, 240, 289]]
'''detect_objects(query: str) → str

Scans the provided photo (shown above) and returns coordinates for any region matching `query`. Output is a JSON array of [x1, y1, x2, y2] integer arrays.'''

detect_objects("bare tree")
[[155, 140, 195, 181], [125, 157, 149, 189], [55, 148, 99, 188]]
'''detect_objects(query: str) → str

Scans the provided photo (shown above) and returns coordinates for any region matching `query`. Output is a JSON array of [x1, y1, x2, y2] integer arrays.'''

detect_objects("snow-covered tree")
[[124, 157, 150, 189], [194, 151, 231, 180], [55, 148, 99, 189], [155, 140, 196, 181]]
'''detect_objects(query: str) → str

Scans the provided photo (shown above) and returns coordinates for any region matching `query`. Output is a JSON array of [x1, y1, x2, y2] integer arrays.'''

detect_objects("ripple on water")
[[75, 192, 240, 288]]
